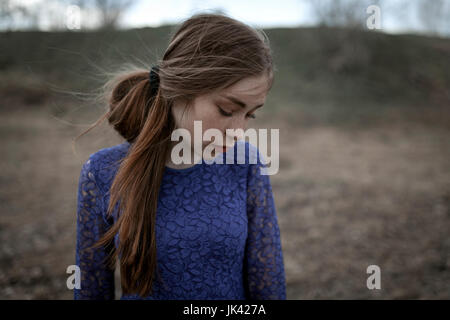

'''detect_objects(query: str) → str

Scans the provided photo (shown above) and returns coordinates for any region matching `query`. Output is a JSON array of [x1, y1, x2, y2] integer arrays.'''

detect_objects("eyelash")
[[217, 105, 256, 119]]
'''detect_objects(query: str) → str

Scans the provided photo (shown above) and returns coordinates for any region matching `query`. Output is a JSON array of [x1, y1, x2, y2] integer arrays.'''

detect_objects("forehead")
[[219, 73, 270, 101]]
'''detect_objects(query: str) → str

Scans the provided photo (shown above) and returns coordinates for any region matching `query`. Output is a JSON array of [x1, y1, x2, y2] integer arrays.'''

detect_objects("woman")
[[74, 12, 286, 300]]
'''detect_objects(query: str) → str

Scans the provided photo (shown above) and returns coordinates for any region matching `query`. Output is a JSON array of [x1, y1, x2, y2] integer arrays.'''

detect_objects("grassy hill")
[[1, 26, 449, 125], [0, 26, 449, 299]]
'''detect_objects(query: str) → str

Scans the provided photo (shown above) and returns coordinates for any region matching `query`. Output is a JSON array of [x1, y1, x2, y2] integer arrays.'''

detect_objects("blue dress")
[[74, 140, 286, 300]]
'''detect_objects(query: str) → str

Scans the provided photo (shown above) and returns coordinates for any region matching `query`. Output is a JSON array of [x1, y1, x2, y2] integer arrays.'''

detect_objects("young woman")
[[74, 13, 286, 300]]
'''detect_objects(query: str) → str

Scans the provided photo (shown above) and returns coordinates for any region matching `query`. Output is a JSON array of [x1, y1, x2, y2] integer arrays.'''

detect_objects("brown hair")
[[74, 12, 274, 297]]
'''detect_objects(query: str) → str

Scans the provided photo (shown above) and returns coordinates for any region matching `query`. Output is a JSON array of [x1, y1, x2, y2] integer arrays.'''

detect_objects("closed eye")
[[217, 105, 232, 117], [217, 105, 257, 119]]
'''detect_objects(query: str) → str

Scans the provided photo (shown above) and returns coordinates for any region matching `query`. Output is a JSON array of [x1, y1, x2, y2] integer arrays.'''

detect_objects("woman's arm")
[[74, 155, 115, 300], [244, 150, 287, 300]]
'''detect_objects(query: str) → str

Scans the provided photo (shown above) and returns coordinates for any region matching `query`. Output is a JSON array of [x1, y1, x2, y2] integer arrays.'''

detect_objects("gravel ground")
[[0, 102, 449, 299]]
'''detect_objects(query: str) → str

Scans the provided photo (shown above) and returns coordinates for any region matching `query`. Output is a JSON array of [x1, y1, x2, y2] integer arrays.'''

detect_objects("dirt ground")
[[0, 101, 449, 299]]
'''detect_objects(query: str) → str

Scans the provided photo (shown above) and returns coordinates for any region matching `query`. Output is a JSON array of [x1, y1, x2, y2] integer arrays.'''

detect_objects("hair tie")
[[148, 65, 160, 98]]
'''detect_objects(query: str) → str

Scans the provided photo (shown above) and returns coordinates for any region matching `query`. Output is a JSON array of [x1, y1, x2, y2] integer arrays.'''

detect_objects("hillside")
[[0, 26, 449, 125]]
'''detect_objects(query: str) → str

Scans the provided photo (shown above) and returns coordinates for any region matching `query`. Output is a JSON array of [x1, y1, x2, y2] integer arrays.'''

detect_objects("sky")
[[121, 0, 311, 29], [5, 0, 449, 37], [119, 0, 434, 35]]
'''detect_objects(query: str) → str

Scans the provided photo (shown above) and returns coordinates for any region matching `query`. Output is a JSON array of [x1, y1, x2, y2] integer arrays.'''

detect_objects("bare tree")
[[417, 0, 450, 36], [0, 0, 34, 30], [306, 0, 382, 29], [94, 0, 136, 29]]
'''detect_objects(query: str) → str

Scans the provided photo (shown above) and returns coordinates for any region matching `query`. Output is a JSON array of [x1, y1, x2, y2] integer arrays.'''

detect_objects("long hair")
[[74, 12, 274, 297]]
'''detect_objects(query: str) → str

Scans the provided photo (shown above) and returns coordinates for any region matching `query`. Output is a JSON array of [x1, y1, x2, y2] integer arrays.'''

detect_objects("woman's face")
[[171, 72, 270, 159]]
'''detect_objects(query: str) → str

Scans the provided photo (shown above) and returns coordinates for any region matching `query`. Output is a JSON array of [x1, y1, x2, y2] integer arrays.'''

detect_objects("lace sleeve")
[[244, 152, 287, 300], [74, 156, 115, 300]]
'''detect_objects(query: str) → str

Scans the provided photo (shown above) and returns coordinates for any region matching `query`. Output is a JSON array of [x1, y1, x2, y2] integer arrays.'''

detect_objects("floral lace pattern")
[[74, 141, 286, 300]]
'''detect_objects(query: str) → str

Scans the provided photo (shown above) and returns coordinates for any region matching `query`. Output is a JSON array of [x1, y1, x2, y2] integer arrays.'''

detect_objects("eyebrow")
[[221, 95, 264, 110]]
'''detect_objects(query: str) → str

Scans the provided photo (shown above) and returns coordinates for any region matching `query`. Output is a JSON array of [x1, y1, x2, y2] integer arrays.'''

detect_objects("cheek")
[[188, 99, 230, 146], [193, 104, 225, 132], [200, 116, 228, 148], [201, 120, 225, 147]]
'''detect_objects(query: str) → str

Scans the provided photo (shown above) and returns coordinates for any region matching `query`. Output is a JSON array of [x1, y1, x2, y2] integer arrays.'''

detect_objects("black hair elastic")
[[148, 65, 160, 98]]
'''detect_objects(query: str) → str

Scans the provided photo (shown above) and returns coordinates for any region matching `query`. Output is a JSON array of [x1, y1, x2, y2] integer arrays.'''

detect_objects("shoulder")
[[87, 141, 130, 168], [81, 141, 131, 190]]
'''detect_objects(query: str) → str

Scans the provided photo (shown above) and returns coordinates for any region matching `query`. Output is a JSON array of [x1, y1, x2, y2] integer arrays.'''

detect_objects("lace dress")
[[74, 140, 286, 300]]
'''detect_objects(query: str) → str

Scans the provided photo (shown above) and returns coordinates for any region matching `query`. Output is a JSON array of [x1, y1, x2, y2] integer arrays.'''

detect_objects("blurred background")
[[0, 0, 449, 299]]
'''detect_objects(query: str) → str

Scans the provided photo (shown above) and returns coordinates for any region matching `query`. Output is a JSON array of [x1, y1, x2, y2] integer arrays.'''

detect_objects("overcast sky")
[[121, 0, 310, 28], [119, 0, 432, 35], [4, 0, 449, 37]]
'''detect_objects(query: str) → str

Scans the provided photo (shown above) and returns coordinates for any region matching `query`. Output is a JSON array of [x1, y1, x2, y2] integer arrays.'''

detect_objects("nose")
[[224, 125, 246, 145], [231, 115, 248, 131], [222, 113, 250, 146]]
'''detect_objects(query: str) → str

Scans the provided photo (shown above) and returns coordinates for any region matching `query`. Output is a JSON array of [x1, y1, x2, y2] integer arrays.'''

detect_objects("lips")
[[212, 143, 234, 153]]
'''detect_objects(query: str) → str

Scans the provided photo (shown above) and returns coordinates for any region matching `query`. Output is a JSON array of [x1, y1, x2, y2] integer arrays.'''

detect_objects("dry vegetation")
[[0, 26, 449, 299], [0, 99, 448, 299]]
